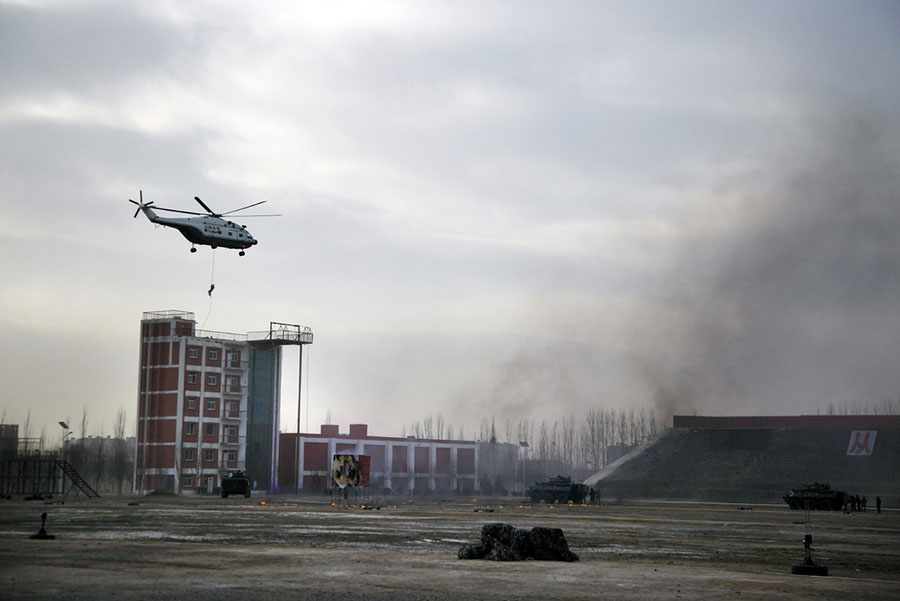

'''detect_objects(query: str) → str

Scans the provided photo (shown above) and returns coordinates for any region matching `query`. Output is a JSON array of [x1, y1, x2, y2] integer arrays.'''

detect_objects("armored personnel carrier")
[[783, 482, 846, 510], [526, 475, 589, 504], [221, 470, 252, 498]]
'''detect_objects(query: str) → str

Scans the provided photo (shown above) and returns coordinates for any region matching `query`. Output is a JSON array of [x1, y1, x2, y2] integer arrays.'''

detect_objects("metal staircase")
[[56, 460, 101, 498]]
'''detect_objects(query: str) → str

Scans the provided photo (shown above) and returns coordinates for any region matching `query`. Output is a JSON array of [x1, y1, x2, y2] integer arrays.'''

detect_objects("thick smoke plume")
[[640, 109, 900, 421]]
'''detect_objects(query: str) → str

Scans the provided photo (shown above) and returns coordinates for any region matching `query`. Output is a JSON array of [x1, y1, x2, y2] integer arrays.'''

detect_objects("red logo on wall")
[[846, 430, 877, 456]]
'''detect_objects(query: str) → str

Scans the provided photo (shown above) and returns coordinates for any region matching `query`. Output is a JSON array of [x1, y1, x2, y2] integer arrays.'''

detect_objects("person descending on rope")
[[208, 284, 215, 296]]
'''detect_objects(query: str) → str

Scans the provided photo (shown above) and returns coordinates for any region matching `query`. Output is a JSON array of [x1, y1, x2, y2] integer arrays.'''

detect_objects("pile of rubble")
[[458, 522, 578, 562]]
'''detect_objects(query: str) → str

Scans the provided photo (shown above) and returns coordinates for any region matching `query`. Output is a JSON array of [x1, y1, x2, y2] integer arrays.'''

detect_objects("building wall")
[[135, 312, 253, 495], [278, 424, 479, 494], [245, 346, 281, 491], [673, 415, 900, 430]]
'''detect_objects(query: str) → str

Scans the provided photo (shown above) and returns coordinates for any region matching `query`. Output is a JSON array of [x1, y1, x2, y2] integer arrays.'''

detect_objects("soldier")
[[589, 488, 596, 504], [862, 496, 867, 512], [876, 496, 881, 513]]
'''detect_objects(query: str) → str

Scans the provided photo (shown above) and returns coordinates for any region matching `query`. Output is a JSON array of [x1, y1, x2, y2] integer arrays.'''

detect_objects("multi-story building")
[[135, 310, 311, 494], [279, 424, 479, 494]]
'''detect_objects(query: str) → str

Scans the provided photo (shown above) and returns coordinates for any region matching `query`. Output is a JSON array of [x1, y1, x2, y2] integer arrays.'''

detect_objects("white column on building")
[[328, 437, 337, 490], [428, 445, 436, 491], [297, 434, 305, 491], [385, 442, 393, 490], [407, 443, 415, 493], [451, 445, 458, 493]]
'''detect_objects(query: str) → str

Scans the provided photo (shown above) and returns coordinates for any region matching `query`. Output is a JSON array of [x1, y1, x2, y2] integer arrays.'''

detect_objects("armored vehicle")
[[221, 471, 251, 498], [783, 482, 846, 510], [527, 475, 589, 504]]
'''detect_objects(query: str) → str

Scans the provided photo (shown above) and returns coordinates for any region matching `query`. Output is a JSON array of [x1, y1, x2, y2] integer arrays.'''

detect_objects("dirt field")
[[1, 494, 898, 600]]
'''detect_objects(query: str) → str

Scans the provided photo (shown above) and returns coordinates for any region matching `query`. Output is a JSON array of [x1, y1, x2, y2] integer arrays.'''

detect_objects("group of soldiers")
[[844, 494, 882, 513]]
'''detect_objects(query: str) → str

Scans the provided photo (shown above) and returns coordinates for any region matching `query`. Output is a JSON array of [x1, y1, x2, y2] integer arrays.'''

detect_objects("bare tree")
[[436, 413, 444, 440], [616, 409, 627, 446], [113, 408, 130, 495], [648, 407, 659, 439], [22, 410, 32, 455], [560, 415, 576, 469], [581, 407, 603, 470], [93, 422, 106, 491]]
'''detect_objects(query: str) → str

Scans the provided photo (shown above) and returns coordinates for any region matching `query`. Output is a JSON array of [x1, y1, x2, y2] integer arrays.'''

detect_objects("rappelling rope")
[[200, 250, 216, 329]]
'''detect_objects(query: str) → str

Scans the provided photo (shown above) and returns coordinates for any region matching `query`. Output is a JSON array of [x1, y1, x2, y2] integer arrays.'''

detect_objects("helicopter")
[[129, 191, 277, 255]]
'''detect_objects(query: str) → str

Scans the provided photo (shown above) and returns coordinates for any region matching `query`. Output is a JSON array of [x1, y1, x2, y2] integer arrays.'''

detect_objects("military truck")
[[221, 471, 252, 498], [783, 482, 846, 510], [526, 475, 589, 504]]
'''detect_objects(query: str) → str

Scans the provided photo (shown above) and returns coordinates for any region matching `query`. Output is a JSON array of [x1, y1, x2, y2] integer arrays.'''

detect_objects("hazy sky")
[[2, 0, 899, 444]]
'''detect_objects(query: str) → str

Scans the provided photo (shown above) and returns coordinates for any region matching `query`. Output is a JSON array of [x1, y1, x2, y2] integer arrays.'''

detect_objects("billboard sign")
[[332, 454, 360, 488], [847, 430, 877, 456]]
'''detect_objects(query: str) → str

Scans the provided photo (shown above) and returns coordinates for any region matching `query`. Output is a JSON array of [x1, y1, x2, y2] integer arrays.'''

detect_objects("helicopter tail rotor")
[[129, 190, 155, 218]]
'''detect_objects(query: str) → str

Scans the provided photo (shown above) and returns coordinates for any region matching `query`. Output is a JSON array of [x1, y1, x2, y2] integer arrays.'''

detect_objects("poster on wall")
[[332, 454, 360, 488]]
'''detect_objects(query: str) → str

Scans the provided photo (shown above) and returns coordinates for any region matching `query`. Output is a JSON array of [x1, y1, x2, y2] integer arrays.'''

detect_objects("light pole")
[[58, 421, 71, 496], [58, 421, 71, 463]]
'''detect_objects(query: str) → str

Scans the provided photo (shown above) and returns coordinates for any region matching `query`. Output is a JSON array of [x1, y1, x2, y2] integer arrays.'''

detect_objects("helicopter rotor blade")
[[229, 213, 281, 218], [194, 196, 216, 216], [220, 200, 267, 216], [151, 206, 206, 216]]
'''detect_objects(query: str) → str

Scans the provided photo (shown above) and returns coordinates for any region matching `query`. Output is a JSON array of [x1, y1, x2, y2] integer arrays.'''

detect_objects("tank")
[[783, 482, 846, 510], [526, 475, 589, 504], [221, 471, 251, 498]]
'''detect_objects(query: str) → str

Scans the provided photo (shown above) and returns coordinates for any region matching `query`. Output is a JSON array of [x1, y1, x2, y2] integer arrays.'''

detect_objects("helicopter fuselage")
[[138, 206, 257, 250]]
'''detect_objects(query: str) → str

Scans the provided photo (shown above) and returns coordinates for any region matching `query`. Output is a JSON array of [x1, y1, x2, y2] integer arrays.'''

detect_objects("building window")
[[188, 347, 199, 359], [226, 401, 238, 413], [187, 372, 197, 384], [227, 376, 239, 390], [205, 449, 215, 462], [185, 422, 196, 435], [207, 374, 218, 386], [206, 399, 217, 411], [225, 424, 237, 437], [225, 450, 236, 462], [209, 349, 218, 361], [205, 423, 215, 436], [229, 351, 240, 362], [183, 447, 195, 461], [183, 476, 193, 488], [187, 398, 197, 410]]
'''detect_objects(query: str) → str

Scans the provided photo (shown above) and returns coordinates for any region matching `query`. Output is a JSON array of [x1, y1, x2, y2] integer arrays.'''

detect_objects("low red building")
[[279, 424, 478, 494]]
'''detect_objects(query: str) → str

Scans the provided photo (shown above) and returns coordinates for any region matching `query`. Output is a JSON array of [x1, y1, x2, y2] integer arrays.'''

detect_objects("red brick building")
[[136, 310, 311, 494], [279, 424, 479, 494]]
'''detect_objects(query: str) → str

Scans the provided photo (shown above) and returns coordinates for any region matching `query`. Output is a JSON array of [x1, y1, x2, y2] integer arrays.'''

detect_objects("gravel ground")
[[1, 494, 898, 600]]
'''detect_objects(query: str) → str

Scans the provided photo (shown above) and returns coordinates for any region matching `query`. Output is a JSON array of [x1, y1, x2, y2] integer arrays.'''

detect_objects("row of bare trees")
[[824, 398, 900, 415], [403, 404, 664, 473]]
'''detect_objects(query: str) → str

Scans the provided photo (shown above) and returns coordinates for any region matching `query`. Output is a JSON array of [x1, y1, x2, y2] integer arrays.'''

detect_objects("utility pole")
[[295, 344, 303, 495]]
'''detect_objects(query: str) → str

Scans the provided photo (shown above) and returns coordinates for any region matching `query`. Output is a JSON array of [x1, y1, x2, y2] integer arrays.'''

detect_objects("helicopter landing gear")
[[239, 250, 245, 256], [190, 246, 197, 253]]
